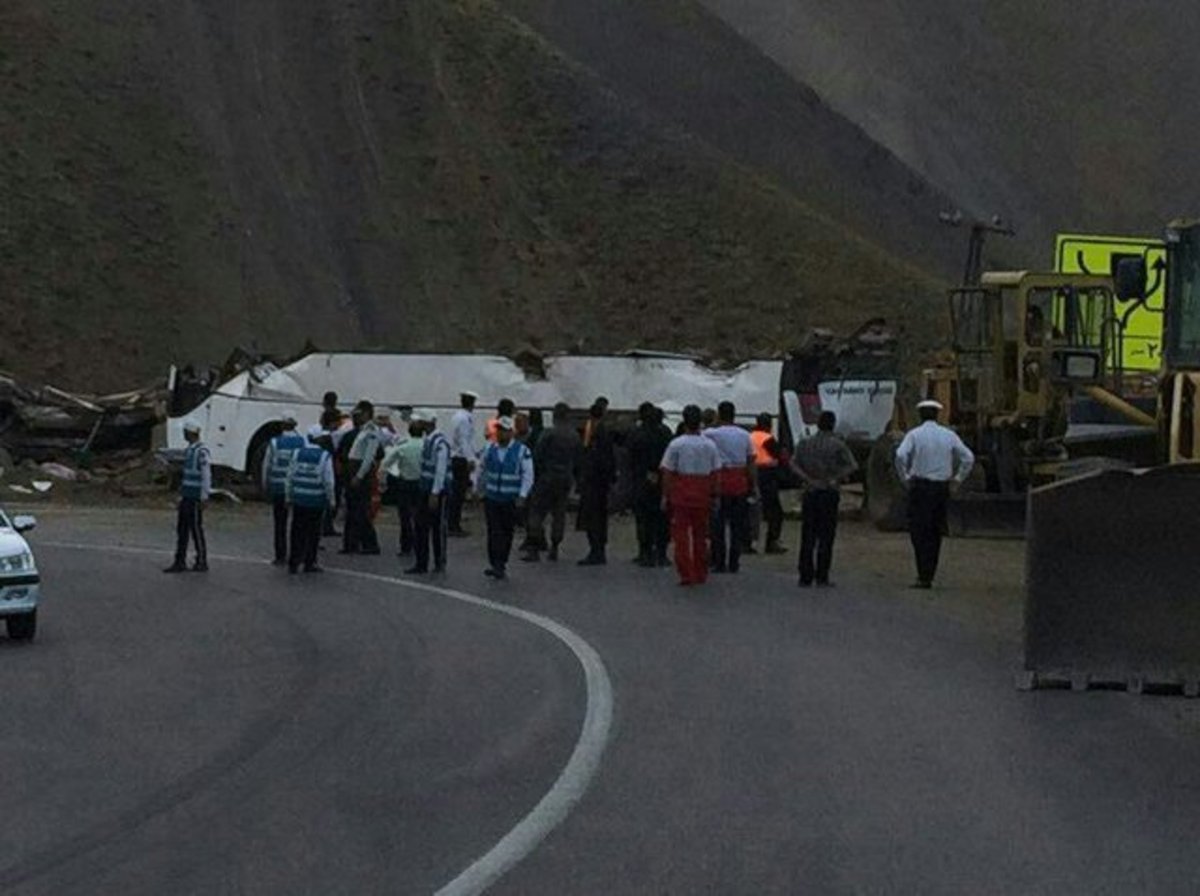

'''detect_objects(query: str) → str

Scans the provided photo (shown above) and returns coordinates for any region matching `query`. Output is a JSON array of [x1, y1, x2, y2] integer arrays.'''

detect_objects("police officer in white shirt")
[[448, 390, 479, 537], [894, 399, 975, 588]]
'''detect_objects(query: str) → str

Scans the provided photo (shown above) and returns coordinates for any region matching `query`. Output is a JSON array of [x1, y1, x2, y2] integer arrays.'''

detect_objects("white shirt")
[[450, 409, 476, 460], [424, 431, 452, 495], [661, 434, 723, 476], [329, 419, 354, 451], [894, 421, 975, 483], [473, 441, 535, 498], [348, 421, 383, 481], [704, 425, 755, 469]]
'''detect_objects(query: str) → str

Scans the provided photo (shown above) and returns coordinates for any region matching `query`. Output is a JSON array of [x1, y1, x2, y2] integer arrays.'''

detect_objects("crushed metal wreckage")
[[0, 371, 167, 466]]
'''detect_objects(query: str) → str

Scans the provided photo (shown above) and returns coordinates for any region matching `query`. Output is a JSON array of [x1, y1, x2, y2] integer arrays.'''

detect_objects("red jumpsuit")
[[667, 472, 716, 585]]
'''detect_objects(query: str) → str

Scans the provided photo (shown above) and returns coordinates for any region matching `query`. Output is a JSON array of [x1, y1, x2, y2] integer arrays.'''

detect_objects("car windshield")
[[0, 509, 10, 530]]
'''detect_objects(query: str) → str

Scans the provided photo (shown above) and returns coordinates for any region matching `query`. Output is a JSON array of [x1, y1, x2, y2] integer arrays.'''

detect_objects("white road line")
[[41, 541, 615, 896]]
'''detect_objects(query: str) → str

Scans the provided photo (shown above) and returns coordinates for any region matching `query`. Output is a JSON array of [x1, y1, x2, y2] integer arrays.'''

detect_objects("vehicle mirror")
[[11, 515, 36, 533], [1114, 257, 1147, 301]]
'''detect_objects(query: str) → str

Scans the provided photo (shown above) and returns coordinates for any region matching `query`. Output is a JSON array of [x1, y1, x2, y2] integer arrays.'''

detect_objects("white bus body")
[[166, 351, 897, 472]]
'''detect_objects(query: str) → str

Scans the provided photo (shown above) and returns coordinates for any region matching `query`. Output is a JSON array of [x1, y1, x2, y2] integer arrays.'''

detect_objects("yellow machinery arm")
[[1080, 385, 1156, 427]]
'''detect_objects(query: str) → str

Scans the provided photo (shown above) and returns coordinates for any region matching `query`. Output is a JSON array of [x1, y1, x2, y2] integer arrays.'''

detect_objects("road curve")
[[0, 536, 610, 896]]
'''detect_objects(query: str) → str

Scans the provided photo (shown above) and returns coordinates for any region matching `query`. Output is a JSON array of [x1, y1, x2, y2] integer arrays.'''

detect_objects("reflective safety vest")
[[268, 432, 306, 497], [289, 445, 329, 508], [420, 432, 450, 494], [181, 442, 208, 499], [751, 430, 778, 468], [483, 443, 526, 503]]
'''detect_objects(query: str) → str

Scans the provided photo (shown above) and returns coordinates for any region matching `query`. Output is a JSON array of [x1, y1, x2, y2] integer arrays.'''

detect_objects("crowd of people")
[[165, 391, 975, 590]]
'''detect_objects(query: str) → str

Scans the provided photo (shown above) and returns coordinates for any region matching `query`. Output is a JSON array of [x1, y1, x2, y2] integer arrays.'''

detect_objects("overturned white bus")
[[166, 344, 898, 477]]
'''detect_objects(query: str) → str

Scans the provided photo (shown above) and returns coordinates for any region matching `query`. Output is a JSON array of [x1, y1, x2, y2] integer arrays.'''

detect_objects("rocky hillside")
[[3, 0, 956, 390]]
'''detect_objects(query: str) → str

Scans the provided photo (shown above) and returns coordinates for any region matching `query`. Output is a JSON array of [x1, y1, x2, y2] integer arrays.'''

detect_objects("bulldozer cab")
[[1164, 220, 1200, 371], [937, 272, 1115, 439]]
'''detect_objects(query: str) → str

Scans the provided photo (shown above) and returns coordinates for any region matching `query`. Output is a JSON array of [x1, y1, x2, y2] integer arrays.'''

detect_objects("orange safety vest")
[[751, 430, 778, 468]]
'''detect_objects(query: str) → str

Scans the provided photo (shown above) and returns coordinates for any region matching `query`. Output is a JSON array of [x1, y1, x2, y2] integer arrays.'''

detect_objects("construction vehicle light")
[[1061, 353, 1099, 380]]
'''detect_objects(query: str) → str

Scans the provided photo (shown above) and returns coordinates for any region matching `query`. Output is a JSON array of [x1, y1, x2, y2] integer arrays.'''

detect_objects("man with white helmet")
[[894, 399, 975, 589], [262, 410, 306, 565], [286, 427, 336, 573], [164, 419, 211, 573], [475, 415, 534, 580]]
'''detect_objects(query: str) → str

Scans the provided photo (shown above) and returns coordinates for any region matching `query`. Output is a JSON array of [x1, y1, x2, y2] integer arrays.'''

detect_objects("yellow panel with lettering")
[[1054, 234, 1166, 371]]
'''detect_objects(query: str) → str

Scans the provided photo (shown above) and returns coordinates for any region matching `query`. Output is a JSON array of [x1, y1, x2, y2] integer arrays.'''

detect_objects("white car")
[[0, 509, 38, 641]]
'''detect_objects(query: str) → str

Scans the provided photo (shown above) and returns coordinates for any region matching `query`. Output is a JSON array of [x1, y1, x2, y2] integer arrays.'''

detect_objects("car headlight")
[[0, 552, 34, 573]]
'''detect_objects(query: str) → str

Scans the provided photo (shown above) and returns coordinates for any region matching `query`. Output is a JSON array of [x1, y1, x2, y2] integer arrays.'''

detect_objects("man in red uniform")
[[660, 404, 722, 586], [703, 400, 757, 573]]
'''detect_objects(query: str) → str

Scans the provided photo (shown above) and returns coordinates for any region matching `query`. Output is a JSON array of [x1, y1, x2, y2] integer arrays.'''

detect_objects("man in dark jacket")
[[522, 403, 581, 562], [577, 400, 616, 565], [628, 402, 673, 566]]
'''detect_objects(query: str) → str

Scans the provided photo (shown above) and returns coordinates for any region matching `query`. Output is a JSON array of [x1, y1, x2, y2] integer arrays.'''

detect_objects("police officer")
[[286, 434, 335, 573], [448, 391, 479, 537], [476, 415, 534, 579], [341, 400, 383, 555], [164, 420, 211, 573], [894, 399, 976, 589], [408, 410, 452, 575], [262, 410, 306, 565]]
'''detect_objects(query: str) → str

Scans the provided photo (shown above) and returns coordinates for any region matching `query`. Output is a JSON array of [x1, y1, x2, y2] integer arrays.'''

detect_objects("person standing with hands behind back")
[[792, 411, 858, 588], [894, 399, 975, 589]]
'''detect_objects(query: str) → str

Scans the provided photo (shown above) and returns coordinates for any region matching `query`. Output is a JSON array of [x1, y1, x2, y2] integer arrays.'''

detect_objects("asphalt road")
[[4, 506, 1200, 895]]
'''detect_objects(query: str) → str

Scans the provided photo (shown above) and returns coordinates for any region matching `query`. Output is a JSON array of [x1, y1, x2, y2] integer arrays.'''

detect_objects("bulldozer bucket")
[[1024, 465, 1200, 693]]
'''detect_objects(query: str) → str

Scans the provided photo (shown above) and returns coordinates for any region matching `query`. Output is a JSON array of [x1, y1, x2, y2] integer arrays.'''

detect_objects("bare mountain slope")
[[2, 0, 943, 390], [499, 0, 963, 276], [698, 0, 1199, 261]]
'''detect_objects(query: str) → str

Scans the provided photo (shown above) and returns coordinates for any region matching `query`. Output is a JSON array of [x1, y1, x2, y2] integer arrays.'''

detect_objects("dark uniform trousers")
[[289, 505, 324, 570], [758, 466, 784, 547], [527, 473, 571, 551], [799, 488, 840, 585], [711, 495, 749, 572], [395, 478, 421, 553], [414, 494, 448, 572], [577, 482, 610, 559], [343, 478, 380, 553], [449, 458, 471, 531], [485, 499, 519, 572], [272, 495, 290, 562], [907, 478, 950, 585], [174, 497, 207, 567], [634, 480, 669, 562]]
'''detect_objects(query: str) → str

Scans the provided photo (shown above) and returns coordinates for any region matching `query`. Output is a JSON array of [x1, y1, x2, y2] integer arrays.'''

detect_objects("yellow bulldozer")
[[868, 267, 1154, 535], [1020, 218, 1200, 692]]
